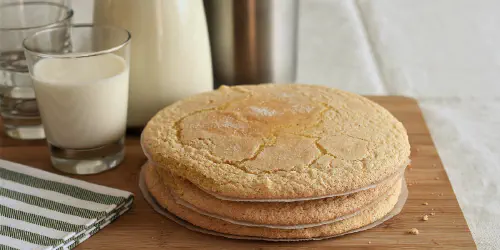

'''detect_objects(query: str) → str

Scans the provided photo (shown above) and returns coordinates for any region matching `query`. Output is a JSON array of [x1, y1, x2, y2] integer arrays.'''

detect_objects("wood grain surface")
[[0, 96, 476, 249]]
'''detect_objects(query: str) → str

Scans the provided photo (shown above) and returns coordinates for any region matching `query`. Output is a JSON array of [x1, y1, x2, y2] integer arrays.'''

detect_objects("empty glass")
[[0, 1, 73, 139]]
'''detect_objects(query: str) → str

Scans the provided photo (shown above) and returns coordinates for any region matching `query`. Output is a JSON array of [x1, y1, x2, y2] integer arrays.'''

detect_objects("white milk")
[[33, 53, 129, 149], [94, 0, 213, 127]]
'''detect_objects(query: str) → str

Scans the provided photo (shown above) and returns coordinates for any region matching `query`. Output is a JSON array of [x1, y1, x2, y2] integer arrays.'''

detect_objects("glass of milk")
[[23, 25, 131, 175]]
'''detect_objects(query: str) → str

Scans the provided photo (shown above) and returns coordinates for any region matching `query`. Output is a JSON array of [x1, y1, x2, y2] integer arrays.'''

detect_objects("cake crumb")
[[368, 241, 372, 244], [439, 193, 443, 196], [432, 163, 437, 167], [430, 212, 436, 216], [422, 215, 429, 221], [416, 148, 421, 152], [408, 228, 419, 235], [422, 202, 429, 206], [408, 183, 413, 186], [431, 208, 434, 211], [435, 177, 440, 180]]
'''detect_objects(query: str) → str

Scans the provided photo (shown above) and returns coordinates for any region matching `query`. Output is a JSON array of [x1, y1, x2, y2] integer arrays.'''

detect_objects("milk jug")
[[94, 0, 213, 127]]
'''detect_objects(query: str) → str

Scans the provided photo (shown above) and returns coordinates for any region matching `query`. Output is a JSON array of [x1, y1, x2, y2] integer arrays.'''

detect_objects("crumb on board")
[[435, 177, 440, 180], [423, 202, 429, 206], [431, 192, 434, 195], [432, 163, 437, 167], [431, 208, 435, 211], [439, 193, 444, 196], [416, 148, 421, 152], [368, 241, 372, 244], [422, 215, 429, 221], [431, 212, 436, 216], [408, 183, 413, 186], [409, 228, 419, 235]]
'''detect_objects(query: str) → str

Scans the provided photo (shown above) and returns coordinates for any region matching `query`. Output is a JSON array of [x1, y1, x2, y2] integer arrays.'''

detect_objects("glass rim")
[[0, 1, 74, 31], [23, 24, 132, 59]]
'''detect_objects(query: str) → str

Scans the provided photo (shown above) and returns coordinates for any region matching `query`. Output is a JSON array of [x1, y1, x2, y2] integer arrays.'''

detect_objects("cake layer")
[[144, 163, 403, 239], [149, 162, 402, 228], [142, 84, 410, 200]]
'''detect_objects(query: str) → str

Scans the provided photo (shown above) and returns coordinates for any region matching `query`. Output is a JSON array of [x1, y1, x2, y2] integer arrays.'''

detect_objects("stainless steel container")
[[204, 0, 298, 88]]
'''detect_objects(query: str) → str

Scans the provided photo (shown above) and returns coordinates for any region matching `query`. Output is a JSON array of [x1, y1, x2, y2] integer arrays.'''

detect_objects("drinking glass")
[[0, 1, 73, 139], [23, 25, 131, 174]]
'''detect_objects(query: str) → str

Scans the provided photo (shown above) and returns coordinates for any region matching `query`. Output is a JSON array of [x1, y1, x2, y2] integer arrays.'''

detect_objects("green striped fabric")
[[0, 244, 19, 250], [0, 159, 134, 250]]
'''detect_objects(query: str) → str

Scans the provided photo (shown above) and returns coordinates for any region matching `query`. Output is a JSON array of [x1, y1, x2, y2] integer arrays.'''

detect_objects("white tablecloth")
[[75, 0, 500, 248]]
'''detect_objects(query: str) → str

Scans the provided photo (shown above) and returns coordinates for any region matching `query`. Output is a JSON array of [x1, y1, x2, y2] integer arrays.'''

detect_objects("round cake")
[[147, 161, 402, 228], [144, 162, 404, 239], [142, 84, 410, 200]]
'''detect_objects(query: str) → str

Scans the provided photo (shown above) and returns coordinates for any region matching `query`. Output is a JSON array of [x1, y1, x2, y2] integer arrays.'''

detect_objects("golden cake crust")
[[142, 84, 410, 199], [149, 162, 401, 227], [144, 163, 403, 239]]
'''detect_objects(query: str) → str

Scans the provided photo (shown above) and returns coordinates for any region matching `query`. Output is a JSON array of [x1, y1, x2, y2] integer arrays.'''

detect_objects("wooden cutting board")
[[0, 96, 476, 249]]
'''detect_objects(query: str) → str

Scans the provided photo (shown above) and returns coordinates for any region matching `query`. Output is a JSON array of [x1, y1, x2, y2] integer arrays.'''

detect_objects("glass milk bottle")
[[93, 0, 213, 127]]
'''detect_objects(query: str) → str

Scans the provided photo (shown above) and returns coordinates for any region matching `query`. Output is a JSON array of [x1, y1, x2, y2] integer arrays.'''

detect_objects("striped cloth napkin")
[[0, 159, 134, 250]]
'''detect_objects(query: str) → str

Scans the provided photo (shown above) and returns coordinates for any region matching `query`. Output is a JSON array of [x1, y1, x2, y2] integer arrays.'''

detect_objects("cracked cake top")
[[141, 84, 410, 200]]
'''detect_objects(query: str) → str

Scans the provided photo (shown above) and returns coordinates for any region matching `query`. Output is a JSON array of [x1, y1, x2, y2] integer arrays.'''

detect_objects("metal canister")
[[204, 0, 299, 88]]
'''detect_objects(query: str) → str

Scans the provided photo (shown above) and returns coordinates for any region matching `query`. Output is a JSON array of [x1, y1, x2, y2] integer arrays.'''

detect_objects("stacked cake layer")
[[141, 84, 410, 240]]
